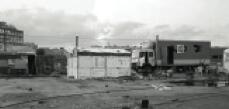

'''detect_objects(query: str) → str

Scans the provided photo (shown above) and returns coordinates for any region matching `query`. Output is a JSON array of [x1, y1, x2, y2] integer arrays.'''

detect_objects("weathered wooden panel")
[[93, 56, 105, 68], [107, 68, 130, 77], [107, 56, 130, 68], [68, 54, 131, 79], [118, 68, 131, 76], [72, 57, 78, 78], [78, 68, 91, 79], [107, 69, 119, 77], [91, 68, 105, 77], [78, 56, 93, 68], [67, 57, 73, 77], [0, 60, 8, 67]]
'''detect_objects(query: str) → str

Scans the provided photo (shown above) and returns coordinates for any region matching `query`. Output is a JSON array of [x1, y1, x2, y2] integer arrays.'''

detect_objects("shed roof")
[[77, 48, 131, 56]]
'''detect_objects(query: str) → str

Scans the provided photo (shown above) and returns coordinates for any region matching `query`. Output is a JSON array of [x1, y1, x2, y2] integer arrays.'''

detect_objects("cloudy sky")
[[0, 0, 229, 50]]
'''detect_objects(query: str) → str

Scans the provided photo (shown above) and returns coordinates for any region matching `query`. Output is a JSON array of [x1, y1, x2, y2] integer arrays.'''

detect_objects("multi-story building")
[[0, 22, 24, 49]]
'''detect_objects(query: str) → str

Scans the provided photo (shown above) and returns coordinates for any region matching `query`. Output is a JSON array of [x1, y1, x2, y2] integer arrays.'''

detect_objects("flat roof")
[[76, 48, 131, 56]]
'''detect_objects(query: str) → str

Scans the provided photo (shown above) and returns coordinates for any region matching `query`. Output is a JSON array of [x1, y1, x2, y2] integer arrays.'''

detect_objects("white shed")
[[67, 48, 131, 79], [223, 49, 229, 74]]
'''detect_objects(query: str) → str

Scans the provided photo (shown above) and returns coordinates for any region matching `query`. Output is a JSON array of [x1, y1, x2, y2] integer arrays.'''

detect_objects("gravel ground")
[[0, 77, 228, 109]]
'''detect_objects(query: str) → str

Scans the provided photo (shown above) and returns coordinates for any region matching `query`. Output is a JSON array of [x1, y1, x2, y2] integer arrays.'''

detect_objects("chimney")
[[75, 36, 79, 48], [73, 36, 79, 55], [156, 34, 159, 41]]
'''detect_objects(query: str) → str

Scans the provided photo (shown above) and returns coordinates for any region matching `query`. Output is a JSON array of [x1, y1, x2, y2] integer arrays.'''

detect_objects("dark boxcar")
[[155, 40, 211, 66]]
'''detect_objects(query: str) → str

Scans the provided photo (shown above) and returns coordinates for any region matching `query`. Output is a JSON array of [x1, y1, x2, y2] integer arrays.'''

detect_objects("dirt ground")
[[0, 77, 229, 109]]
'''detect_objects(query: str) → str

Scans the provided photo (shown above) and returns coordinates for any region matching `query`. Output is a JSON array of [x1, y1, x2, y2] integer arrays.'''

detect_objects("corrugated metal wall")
[[107, 56, 131, 77], [67, 55, 131, 79]]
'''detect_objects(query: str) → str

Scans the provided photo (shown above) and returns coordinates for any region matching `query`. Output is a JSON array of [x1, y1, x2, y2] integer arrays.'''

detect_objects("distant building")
[[0, 22, 24, 49], [0, 51, 36, 76], [0, 21, 38, 76], [24, 42, 38, 49], [36, 48, 70, 75]]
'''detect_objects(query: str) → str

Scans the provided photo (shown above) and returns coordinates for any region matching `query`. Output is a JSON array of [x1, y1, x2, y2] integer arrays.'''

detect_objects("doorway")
[[28, 55, 36, 75], [167, 46, 174, 65]]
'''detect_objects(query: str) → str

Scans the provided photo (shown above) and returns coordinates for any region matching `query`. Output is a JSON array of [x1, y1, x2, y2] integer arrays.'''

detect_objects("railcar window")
[[212, 55, 218, 59], [177, 45, 185, 53], [219, 55, 223, 59], [148, 52, 154, 57], [194, 45, 201, 52]]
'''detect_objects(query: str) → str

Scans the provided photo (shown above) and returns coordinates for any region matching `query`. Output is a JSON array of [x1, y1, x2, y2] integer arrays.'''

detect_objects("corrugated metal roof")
[[76, 48, 131, 56], [0, 45, 36, 55], [78, 48, 130, 53]]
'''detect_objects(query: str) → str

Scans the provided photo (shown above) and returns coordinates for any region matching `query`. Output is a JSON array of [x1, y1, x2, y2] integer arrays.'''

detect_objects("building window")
[[0, 29, 4, 33], [212, 55, 223, 59]]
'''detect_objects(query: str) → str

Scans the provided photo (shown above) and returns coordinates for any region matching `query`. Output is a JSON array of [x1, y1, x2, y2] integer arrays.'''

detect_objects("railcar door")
[[167, 46, 174, 65]]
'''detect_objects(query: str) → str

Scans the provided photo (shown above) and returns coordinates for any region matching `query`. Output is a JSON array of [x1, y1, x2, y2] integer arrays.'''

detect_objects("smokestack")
[[75, 36, 79, 48], [73, 36, 79, 55], [156, 34, 159, 41], [155, 34, 159, 66]]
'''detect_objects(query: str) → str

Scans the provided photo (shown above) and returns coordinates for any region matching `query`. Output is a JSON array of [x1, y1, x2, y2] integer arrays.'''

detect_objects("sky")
[[0, 0, 229, 50]]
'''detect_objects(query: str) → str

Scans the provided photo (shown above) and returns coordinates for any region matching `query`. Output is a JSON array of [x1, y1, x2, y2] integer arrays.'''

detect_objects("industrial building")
[[67, 48, 131, 79], [0, 21, 36, 76], [0, 22, 24, 50], [0, 47, 36, 76], [36, 48, 69, 75]]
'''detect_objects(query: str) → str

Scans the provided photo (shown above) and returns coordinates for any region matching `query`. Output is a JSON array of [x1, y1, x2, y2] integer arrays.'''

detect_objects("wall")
[[36, 55, 67, 75], [0, 55, 28, 75], [67, 55, 131, 79], [67, 56, 77, 79], [107, 56, 131, 77]]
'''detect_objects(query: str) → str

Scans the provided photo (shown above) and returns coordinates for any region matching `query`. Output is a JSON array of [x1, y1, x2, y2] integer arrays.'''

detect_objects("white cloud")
[[1, 0, 229, 48], [0, 0, 94, 14]]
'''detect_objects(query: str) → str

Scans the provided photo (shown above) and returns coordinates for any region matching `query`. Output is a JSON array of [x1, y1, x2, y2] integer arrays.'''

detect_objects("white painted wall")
[[223, 49, 229, 74], [67, 55, 131, 79], [67, 56, 78, 79]]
